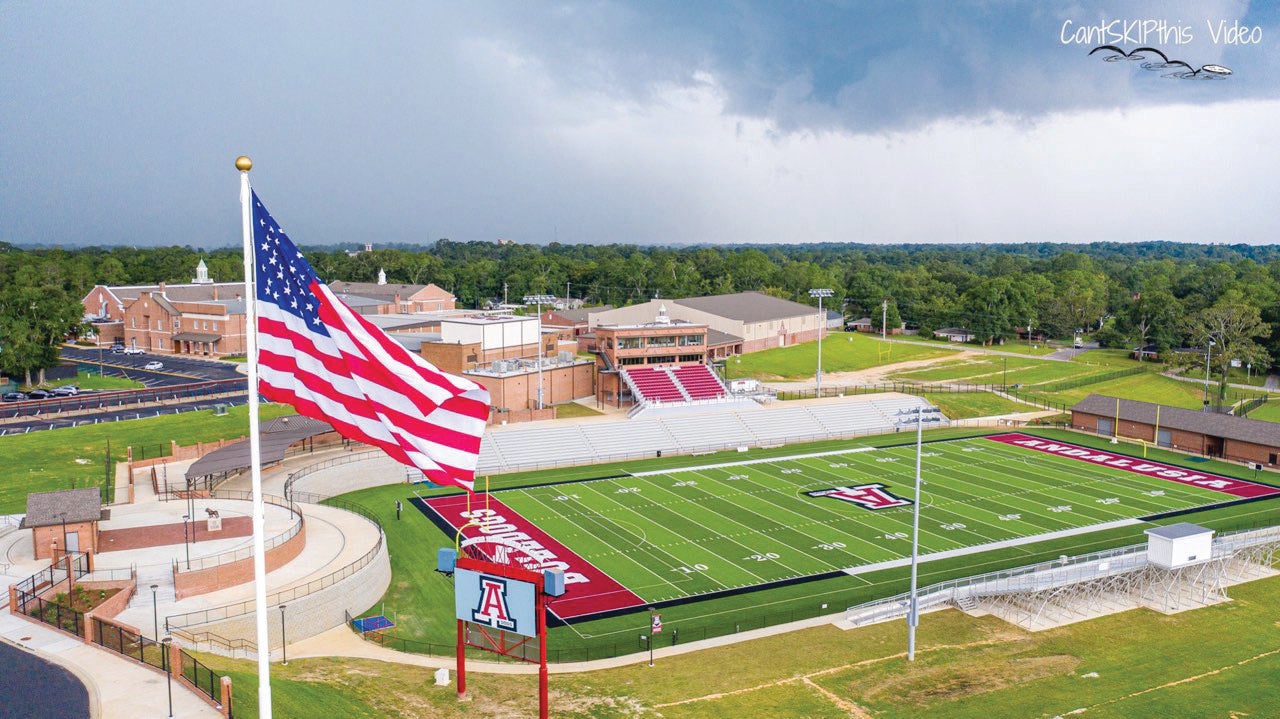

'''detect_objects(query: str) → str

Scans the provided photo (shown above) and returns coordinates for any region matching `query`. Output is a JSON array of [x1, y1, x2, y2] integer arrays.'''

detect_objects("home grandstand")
[[430, 393, 948, 477]]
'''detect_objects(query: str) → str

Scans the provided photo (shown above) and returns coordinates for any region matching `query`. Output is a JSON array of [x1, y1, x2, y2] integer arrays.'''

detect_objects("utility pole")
[[503, 282, 509, 307], [882, 299, 888, 341]]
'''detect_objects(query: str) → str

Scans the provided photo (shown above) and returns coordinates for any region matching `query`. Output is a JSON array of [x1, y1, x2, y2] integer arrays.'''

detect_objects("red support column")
[[538, 592, 548, 719], [456, 619, 466, 698]]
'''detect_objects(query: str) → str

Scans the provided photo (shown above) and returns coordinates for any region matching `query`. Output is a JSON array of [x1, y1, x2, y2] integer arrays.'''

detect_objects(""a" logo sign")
[[472, 577, 517, 631], [806, 484, 912, 510]]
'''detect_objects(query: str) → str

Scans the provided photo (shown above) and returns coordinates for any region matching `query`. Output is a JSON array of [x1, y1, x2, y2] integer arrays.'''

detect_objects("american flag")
[[251, 191, 491, 491]]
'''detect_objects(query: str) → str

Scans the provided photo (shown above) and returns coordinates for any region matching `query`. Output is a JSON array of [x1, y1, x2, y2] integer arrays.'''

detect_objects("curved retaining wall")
[[173, 522, 307, 600], [174, 525, 390, 653]]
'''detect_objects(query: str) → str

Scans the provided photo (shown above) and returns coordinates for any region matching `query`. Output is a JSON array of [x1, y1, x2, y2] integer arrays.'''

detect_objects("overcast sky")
[[1, 1, 1277, 248]]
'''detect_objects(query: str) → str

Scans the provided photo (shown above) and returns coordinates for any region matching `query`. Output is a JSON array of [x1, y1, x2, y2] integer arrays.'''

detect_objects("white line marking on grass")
[[839, 517, 1144, 577], [525, 491, 693, 596], [629, 446, 879, 477]]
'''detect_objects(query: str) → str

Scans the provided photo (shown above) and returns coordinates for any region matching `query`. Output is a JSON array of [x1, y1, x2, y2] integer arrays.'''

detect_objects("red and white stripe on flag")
[[250, 191, 490, 491]]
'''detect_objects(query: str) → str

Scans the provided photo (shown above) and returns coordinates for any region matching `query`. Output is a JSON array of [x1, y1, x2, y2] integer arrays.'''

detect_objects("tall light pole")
[[181, 514, 190, 569], [1203, 338, 1215, 411], [523, 295, 555, 410], [809, 289, 833, 394], [279, 604, 288, 665], [907, 404, 941, 661], [151, 584, 160, 641]]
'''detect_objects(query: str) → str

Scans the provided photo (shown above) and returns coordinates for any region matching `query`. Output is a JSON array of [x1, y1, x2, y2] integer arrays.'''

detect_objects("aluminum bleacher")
[[672, 365, 726, 400], [475, 394, 945, 475]]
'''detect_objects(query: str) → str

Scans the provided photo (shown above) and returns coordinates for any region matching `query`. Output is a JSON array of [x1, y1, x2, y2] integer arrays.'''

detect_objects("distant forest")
[[2, 239, 1278, 385]]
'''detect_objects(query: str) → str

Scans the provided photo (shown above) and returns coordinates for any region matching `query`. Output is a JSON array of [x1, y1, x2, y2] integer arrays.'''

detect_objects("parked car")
[[50, 385, 79, 397], [144, 361, 164, 371], [26, 389, 52, 399], [2, 392, 28, 402], [110, 346, 124, 354], [123, 346, 144, 355]]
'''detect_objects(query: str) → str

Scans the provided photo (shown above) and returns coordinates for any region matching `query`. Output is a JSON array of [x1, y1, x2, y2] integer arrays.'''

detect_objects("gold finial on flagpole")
[[235, 155, 253, 172]]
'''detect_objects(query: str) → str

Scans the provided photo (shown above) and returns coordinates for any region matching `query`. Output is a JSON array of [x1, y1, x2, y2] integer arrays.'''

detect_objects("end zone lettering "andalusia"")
[[985, 433, 1280, 499]]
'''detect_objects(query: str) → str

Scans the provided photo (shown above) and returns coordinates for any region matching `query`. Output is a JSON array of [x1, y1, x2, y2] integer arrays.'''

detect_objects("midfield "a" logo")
[[472, 577, 517, 631], [806, 484, 912, 510]]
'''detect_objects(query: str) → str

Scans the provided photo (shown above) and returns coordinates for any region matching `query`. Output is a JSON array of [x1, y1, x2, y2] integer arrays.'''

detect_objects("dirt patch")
[[764, 351, 979, 390], [854, 652, 1080, 707]]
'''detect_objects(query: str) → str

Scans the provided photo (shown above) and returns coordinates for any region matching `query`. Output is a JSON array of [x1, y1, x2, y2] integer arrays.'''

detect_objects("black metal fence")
[[180, 649, 225, 708], [15, 588, 85, 637], [92, 617, 166, 671]]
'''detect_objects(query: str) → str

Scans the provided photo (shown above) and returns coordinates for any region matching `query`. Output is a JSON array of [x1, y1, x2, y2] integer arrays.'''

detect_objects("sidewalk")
[[0, 609, 220, 718], [287, 611, 846, 676]]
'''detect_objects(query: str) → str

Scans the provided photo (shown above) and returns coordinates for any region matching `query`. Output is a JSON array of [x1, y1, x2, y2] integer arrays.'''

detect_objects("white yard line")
[[840, 517, 1143, 577]]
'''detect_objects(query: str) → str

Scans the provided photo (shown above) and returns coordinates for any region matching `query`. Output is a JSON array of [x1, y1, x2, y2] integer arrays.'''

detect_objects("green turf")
[[724, 333, 959, 380], [0, 403, 294, 513], [923, 392, 1031, 419], [337, 426, 1280, 659], [493, 436, 1246, 606]]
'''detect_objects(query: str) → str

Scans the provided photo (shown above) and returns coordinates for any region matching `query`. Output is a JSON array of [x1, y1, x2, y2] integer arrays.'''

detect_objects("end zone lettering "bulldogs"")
[[806, 484, 912, 510]]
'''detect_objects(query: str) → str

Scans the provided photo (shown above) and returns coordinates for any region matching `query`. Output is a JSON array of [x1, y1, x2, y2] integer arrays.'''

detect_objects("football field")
[[421, 433, 1280, 620]]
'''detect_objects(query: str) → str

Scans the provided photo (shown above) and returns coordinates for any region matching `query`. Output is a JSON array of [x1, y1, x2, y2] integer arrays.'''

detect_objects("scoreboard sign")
[[454, 567, 539, 638]]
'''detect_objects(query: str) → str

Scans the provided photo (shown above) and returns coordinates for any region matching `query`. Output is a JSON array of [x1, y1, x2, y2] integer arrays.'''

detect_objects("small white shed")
[[1144, 523, 1214, 569]]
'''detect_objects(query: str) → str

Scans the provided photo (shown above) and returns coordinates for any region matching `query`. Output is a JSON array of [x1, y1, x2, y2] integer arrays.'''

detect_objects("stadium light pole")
[[809, 289, 833, 394], [151, 584, 160, 641], [907, 404, 941, 662], [523, 295, 555, 410]]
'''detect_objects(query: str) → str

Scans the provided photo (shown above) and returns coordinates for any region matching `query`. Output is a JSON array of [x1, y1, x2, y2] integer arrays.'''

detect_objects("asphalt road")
[[0, 641, 91, 718], [0, 395, 251, 436], [59, 347, 244, 384]]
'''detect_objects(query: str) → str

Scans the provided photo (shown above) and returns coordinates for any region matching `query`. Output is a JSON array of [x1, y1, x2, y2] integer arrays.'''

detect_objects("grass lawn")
[[724, 333, 959, 380], [48, 371, 145, 391], [0, 403, 294, 513], [1243, 400, 1280, 423], [553, 402, 604, 419], [1039, 372, 1215, 410], [924, 391, 1033, 419], [891, 355, 1095, 386], [1223, 364, 1270, 388], [886, 335, 1062, 357], [197, 573, 1280, 718], [1072, 349, 1150, 368]]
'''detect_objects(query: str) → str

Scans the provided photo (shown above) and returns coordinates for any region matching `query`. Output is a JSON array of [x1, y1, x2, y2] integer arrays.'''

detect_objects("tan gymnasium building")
[[1071, 394, 1280, 467], [587, 291, 825, 354]]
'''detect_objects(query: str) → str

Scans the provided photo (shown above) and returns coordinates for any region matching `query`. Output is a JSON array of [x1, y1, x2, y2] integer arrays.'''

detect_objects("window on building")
[[647, 355, 676, 364], [213, 321, 219, 331], [647, 336, 676, 348], [678, 354, 703, 363], [130, 317, 136, 328], [620, 357, 645, 366], [617, 337, 642, 350], [679, 334, 705, 346], [174, 318, 181, 329]]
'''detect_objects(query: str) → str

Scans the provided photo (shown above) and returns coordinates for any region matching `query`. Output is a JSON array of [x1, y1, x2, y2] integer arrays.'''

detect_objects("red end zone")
[[421, 493, 646, 620], [986, 433, 1280, 499]]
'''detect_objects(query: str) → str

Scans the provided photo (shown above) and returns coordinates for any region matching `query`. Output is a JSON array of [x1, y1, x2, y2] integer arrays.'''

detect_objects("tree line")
[[1, 239, 1277, 394]]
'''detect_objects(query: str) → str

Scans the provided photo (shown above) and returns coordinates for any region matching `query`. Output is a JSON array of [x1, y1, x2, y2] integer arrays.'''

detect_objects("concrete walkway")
[[287, 609, 848, 675], [0, 610, 220, 718]]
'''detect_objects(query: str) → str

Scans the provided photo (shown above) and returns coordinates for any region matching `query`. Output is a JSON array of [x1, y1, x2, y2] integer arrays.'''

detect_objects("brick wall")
[[174, 520, 306, 599]]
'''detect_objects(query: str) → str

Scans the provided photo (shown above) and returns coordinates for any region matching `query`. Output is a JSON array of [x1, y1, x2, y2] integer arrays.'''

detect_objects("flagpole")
[[236, 155, 274, 718]]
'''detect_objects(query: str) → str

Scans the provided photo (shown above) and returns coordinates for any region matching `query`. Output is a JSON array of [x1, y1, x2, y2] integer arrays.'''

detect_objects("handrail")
[[171, 491, 303, 574], [283, 449, 382, 501], [165, 497, 382, 631]]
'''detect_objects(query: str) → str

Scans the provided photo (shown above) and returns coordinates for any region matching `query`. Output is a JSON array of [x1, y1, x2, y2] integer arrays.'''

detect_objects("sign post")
[[450, 554, 561, 719]]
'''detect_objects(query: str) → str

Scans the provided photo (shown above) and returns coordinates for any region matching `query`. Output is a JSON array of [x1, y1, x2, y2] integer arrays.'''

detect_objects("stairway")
[[128, 563, 175, 609]]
